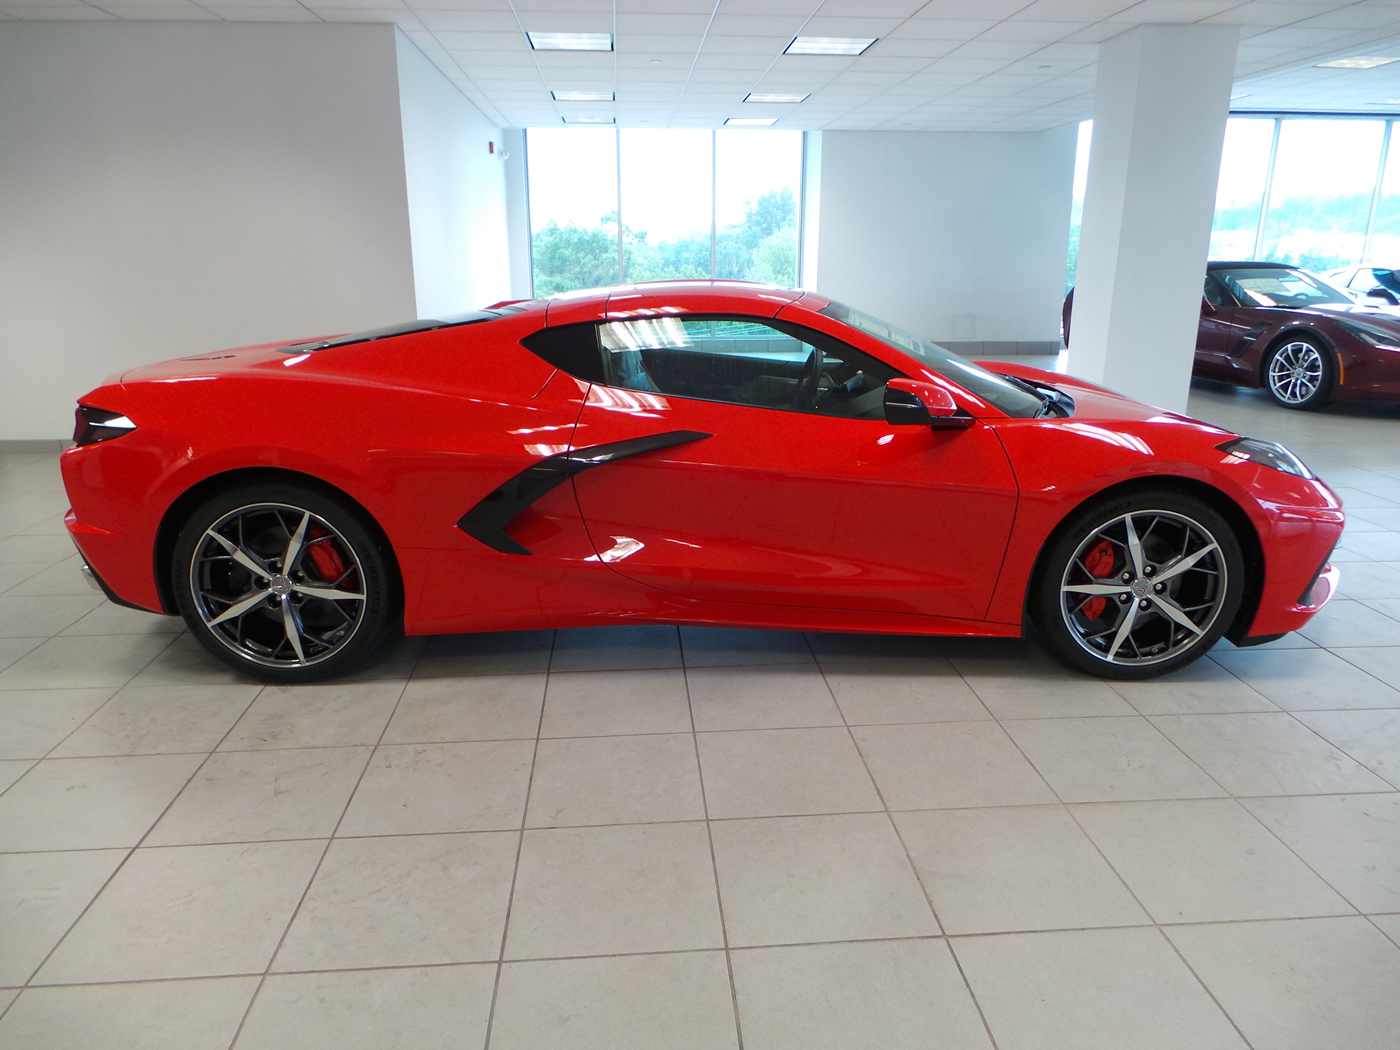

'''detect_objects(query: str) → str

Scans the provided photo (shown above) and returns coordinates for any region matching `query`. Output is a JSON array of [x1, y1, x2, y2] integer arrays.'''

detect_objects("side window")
[[596, 316, 901, 419], [1203, 276, 1226, 308]]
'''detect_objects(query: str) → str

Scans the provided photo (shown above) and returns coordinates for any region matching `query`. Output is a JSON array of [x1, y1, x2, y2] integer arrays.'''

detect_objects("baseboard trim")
[[942, 340, 1064, 357], [0, 439, 71, 453]]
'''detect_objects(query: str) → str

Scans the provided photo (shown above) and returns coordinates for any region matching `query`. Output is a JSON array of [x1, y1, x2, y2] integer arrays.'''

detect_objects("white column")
[[1069, 24, 1239, 413]]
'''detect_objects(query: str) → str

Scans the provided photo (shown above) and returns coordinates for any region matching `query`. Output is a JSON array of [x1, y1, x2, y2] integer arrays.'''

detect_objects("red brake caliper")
[[1082, 540, 1116, 621], [305, 526, 347, 583]]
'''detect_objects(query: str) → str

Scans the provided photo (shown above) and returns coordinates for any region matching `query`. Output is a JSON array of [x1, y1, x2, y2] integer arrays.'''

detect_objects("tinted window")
[[1203, 276, 1226, 308], [1215, 267, 1351, 308], [819, 300, 1044, 419], [523, 316, 899, 419]]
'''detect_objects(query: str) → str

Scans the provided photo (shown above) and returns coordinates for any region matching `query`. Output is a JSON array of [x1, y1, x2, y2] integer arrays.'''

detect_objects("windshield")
[[1215, 268, 1352, 309], [819, 300, 1045, 418]]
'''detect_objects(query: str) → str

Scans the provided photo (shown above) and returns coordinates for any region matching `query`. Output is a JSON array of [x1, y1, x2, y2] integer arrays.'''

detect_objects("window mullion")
[[1254, 117, 1282, 260], [616, 129, 624, 283], [1365, 121, 1392, 264], [710, 130, 718, 279]]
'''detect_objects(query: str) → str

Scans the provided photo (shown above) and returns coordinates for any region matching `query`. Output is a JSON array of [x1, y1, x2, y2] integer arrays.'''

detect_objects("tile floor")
[[1, 376, 1398, 1049]]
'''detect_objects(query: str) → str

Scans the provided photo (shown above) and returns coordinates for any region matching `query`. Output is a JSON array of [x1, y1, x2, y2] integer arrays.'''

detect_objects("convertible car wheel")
[[172, 484, 395, 683], [1263, 337, 1333, 410], [1034, 491, 1244, 680]]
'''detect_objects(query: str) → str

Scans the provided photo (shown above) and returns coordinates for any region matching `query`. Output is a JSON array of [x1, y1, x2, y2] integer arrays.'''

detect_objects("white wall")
[[815, 129, 1077, 351], [0, 22, 418, 440], [396, 30, 511, 317]]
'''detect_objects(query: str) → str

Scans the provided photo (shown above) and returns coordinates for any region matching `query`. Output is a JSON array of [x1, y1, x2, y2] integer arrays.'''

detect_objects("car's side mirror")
[[1201, 297, 1217, 316], [884, 378, 973, 429]]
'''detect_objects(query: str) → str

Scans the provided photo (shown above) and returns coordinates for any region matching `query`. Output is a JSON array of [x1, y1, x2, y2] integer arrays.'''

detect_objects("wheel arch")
[[1025, 475, 1265, 646], [153, 466, 404, 618]]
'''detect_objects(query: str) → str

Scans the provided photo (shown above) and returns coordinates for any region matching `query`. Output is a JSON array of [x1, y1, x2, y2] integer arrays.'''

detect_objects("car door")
[[555, 313, 1019, 621], [1194, 274, 1238, 376]]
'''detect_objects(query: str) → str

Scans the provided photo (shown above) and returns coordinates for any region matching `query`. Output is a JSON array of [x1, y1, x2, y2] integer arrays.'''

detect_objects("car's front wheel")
[[172, 482, 397, 683], [1032, 490, 1245, 680], [1263, 336, 1333, 410]]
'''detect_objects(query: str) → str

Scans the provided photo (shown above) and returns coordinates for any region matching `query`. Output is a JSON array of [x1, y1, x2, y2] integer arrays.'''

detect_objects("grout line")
[[223, 660, 416, 1050], [8, 675, 262, 1018], [683, 640, 746, 1050], [1155, 927, 1260, 1050], [479, 628, 554, 1050]]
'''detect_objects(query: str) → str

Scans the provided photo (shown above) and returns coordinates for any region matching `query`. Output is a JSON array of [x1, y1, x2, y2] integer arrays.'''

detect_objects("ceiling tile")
[[885, 18, 997, 40], [1105, 0, 1241, 22]]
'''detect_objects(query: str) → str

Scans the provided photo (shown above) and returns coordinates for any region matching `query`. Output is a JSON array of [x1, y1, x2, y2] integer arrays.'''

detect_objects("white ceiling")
[[9, 0, 1400, 130]]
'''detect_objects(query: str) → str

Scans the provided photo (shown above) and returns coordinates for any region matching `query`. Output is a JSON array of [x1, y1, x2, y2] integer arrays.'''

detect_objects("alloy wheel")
[[1267, 341, 1324, 405], [1058, 509, 1229, 667], [188, 502, 367, 668]]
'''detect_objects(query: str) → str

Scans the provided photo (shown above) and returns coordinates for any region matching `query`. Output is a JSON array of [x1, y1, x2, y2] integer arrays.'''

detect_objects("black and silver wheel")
[[173, 482, 396, 682], [1263, 336, 1332, 410], [1033, 491, 1244, 680]]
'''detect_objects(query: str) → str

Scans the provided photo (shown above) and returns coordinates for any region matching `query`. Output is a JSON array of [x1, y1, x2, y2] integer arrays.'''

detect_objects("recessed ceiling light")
[[562, 116, 615, 124], [1316, 55, 1400, 69], [528, 32, 613, 52], [784, 36, 877, 56], [552, 90, 615, 101], [1368, 99, 1400, 105], [725, 117, 779, 126], [744, 92, 810, 103], [1230, 94, 1249, 100]]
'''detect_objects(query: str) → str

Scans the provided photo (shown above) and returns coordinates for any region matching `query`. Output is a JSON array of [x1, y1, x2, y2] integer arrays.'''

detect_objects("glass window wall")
[[1260, 119, 1385, 270], [1071, 114, 1400, 278], [527, 128, 619, 297], [1209, 118, 1275, 261], [527, 128, 804, 295]]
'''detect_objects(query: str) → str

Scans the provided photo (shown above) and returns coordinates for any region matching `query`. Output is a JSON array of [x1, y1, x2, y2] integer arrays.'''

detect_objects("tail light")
[[74, 405, 137, 447]]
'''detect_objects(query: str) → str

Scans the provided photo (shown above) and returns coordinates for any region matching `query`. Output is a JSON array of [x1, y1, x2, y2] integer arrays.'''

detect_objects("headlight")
[[1335, 318, 1400, 349], [74, 405, 137, 447], [1217, 437, 1314, 479]]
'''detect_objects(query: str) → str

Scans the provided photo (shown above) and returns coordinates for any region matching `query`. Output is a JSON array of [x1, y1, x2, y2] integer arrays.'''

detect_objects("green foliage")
[[531, 187, 800, 294], [530, 221, 619, 296]]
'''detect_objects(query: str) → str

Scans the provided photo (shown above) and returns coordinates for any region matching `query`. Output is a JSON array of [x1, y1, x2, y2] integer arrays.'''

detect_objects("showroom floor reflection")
[[1, 378, 1398, 1050]]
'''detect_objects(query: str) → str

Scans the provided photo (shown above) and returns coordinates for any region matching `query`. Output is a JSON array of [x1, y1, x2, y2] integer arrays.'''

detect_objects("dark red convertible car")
[[63, 282, 1342, 682], [1066, 261, 1400, 409]]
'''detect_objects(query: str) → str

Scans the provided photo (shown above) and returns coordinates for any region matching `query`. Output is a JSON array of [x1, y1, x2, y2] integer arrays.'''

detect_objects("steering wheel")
[[795, 347, 825, 410]]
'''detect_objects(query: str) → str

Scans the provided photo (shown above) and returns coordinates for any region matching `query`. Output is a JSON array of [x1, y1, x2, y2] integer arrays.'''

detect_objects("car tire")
[[1031, 489, 1245, 680], [1262, 335, 1334, 410], [172, 481, 397, 683]]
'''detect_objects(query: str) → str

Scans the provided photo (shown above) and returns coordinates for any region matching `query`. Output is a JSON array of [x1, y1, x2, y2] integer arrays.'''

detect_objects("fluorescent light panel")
[[785, 36, 877, 56], [528, 32, 613, 52], [745, 92, 810, 103], [562, 116, 615, 124], [552, 90, 615, 101], [725, 117, 779, 126], [1316, 55, 1400, 69]]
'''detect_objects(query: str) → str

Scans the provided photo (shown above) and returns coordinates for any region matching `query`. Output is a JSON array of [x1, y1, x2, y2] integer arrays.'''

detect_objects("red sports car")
[[62, 281, 1342, 683], [1065, 261, 1400, 409]]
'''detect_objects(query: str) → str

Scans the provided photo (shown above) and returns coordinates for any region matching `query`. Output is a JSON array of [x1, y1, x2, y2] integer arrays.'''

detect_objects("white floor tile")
[[0, 977, 258, 1050], [1168, 917, 1400, 1050], [731, 939, 992, 1050], [953, 927, 1248, 1050], [237, 966, 495, 1050], [490, 952, 738, 1050]]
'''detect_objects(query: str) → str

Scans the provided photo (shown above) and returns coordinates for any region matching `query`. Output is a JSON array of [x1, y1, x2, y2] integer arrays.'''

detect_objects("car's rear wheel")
[[1263, 336, 1333, 410], [172, 482, 396, 683], [1032, 490, 1244, 680]]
